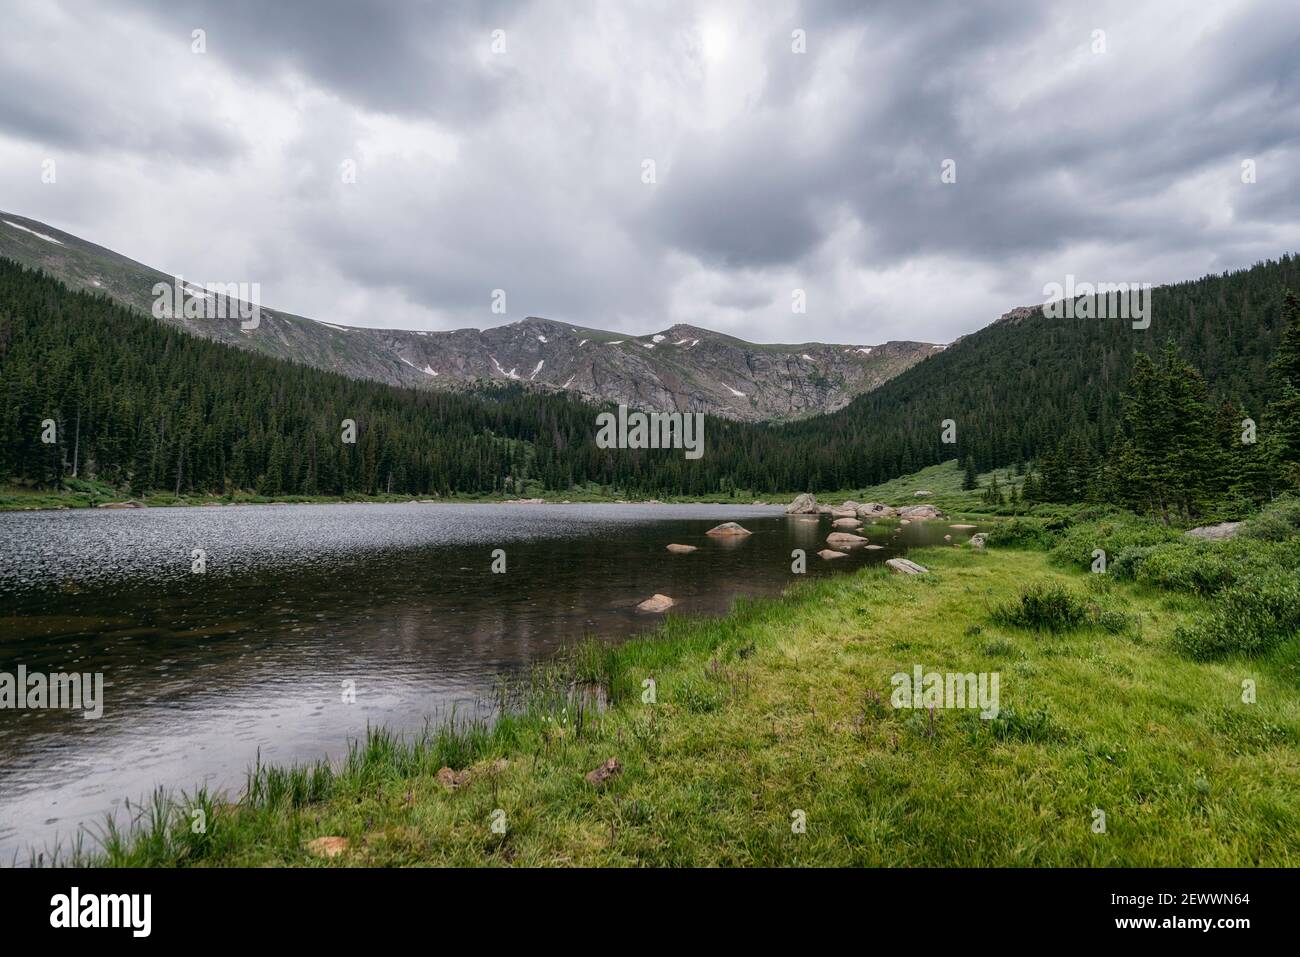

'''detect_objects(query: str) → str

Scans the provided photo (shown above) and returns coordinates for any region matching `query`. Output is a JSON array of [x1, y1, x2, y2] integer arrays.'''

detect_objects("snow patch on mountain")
[[4, 220, 63, 245]]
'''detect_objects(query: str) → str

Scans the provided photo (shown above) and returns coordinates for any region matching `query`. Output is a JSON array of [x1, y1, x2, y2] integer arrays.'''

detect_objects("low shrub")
[[1116, 537, 1300, 595], [1110, 545, 1161, 581], [1091, 607, 1135, 635], [983, 518, 1058, 550], [1242, 494, 1300, 542], [1133, 541, 1238, 594], [1172, 571, 1300, 660], [991, 582, 1089, 632], [1048, 517, 1180, 572]]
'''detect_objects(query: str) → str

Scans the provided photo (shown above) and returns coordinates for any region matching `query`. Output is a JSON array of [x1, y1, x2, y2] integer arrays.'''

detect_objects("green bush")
[[1110, 545, 1161, 580], [1242, 495, 1300, 542], [1134, 541, 1238, 594], [984, 518, 1058, 550], [1172, 571, 1300, 660], [1120, 537, 1300, 595], [1091, 608, 1135, 634], [1048, 517, 1180, 572], [991, 582, 1089, 632]]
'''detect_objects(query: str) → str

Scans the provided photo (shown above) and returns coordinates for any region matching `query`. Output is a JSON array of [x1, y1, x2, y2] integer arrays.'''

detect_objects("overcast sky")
[[2, 0, 1298, 344]]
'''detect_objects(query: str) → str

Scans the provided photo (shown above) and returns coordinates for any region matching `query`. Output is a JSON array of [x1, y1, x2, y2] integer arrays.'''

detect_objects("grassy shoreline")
[[0, 459, 1026, 513], [52, 535, 1300, 868]]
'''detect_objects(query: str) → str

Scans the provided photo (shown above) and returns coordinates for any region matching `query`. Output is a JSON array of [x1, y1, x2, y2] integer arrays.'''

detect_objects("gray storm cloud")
[[0, 0, 1297, 344]]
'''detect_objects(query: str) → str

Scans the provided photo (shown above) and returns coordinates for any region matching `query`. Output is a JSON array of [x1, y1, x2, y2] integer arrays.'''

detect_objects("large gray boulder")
[[1185, 521, 1243, 541], [898, 504, 944, 520], [856, 502, 896, 519], [785, 493, 819, 514]]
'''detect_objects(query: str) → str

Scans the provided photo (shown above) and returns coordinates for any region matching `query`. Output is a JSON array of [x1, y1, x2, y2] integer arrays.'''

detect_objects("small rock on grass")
[[885, 558, 929, 575], [306, 836, 349, 858], [436, 767, 473, 791], [586, 758, 622, 787]]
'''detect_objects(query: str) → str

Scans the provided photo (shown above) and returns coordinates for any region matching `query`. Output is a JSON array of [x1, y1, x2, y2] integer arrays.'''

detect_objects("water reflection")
[[0, 502, 975, 858]]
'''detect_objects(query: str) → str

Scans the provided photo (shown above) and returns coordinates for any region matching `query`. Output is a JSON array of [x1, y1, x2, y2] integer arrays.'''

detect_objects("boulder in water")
[[785, 493, 819, 514], [706, 522, 751, 537], [637, 594, 675, 612]]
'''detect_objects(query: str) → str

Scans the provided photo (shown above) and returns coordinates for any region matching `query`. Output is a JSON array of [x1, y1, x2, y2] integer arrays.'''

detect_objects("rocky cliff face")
[[1, 212, 941, 421]]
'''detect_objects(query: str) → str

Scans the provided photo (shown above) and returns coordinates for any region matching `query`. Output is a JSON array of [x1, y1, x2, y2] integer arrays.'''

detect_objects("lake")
[[0, 501, 974, 859]]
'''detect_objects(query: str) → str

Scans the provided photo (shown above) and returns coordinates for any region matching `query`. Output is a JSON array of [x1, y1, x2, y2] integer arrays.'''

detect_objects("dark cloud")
[[0, 0, 1296, 343], [133, 0, 521, 124]]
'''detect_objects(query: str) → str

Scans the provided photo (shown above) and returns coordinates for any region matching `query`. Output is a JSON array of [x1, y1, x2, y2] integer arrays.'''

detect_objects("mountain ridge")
[[0, 211, 940, 422]]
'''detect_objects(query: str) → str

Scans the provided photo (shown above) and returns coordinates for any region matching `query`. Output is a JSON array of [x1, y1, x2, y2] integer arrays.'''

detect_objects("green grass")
[[848, 459, 1029, 515], [58, 543, 1300, 867]]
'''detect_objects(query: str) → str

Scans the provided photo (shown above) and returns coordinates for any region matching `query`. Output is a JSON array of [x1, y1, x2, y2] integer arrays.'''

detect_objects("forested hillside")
[[0, 259, 780, 498], [779, 254, 1300, 486], [2, 254, 1298, 501]]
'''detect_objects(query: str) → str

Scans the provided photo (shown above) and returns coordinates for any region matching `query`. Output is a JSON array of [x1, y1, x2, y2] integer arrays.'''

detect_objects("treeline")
[[771, 254, 1300, 490], [0, 259, 795, 498], [1, 253, 1298, 500], [1023, 294, 1300, 520]]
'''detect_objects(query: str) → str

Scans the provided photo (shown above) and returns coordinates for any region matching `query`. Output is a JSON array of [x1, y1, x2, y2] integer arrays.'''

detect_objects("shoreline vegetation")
[[1, 459, 1022, 512], [28, 492, 1300, 867]]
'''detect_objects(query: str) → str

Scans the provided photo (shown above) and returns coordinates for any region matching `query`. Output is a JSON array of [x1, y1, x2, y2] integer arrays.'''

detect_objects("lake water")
[[0, 501, 974, 860]]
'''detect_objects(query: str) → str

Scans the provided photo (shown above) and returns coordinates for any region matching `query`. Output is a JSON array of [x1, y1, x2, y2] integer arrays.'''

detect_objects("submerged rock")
[[826, 532, 869, 547], [666, 543, 697, 553], [832, 517, 862, 529], [817, 548, 847, 560], [706, 522, 751, 537]]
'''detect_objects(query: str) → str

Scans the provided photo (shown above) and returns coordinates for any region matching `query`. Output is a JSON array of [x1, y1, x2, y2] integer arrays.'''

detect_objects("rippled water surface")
[[0, 501, 976, 859]]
